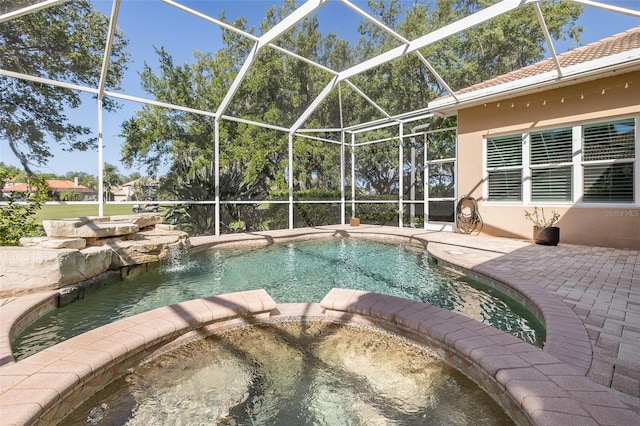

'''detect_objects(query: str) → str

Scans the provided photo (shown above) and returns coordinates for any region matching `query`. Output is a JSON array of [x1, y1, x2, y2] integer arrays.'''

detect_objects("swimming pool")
[[12, 237, 544, 359]]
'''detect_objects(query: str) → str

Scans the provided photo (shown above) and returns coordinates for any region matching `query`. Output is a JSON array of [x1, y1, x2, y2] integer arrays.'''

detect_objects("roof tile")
[[456, 25, 640, 95], [2, 180, 95, 193]]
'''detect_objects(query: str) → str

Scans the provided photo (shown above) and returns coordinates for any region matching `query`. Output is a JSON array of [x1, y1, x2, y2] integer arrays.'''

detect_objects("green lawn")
[[35, 204, 167, 223]]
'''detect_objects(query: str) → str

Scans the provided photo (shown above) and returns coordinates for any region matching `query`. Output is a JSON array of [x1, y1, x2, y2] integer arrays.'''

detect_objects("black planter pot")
[[533, 226, 560, 246]]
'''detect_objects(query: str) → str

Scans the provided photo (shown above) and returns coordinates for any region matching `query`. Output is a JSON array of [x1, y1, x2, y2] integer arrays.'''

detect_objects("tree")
[[0, 162, 26, 183], [292, 136, 342, 192], [124, 172, 142, 183], [102, 163, 121, 201], [120, 1, 346, 194], [131, 177, 157, 201], [61, 171, 97, 189], [161, 151, 267, 235], [0, 0, 129, 175]]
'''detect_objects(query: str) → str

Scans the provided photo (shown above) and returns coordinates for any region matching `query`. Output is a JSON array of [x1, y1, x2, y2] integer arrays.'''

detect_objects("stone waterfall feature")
[[0, 214, 190, 297]]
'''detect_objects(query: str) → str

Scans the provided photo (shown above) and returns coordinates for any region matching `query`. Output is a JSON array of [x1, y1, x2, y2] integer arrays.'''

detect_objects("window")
[[583, 119, 635, 202], [485, 117, 636, 204], [530, 128, 573, 201], [486, 134, 522, 201]]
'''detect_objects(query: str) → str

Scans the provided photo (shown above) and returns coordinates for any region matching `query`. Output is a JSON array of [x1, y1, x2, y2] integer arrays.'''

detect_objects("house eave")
[[428, 48, 640, 115]]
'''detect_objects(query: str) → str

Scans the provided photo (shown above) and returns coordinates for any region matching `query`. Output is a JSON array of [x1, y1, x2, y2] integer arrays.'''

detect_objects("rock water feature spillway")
[[0, 214, 190, 297]]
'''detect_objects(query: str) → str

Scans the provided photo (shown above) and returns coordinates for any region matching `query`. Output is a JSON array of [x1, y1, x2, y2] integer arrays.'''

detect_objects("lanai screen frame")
[[2, 0, 639, 236]]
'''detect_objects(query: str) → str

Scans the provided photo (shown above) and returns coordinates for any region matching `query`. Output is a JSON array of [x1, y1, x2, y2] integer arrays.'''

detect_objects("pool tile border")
[[427, 242, 593, 374]]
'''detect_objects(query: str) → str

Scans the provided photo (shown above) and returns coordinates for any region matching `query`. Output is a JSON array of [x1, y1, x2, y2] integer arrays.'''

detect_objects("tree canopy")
[[0, 0, 129, 175], [120, 0, 581, 194]]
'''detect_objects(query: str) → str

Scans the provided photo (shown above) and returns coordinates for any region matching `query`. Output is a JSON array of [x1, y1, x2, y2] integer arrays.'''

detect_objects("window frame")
[[528, 127, 574, 203], [485, 133, 525, 202], [483, 115, 639, 207]]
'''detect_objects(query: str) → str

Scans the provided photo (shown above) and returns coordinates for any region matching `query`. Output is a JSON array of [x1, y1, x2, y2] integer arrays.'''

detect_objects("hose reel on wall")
[[456, 195, 483, 234]]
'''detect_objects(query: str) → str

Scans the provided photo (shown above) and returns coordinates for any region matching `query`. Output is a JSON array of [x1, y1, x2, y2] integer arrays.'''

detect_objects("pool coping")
[[319, 290, 639, 426], [0, 292, 58, 368], [0, 289, 278, 425], [0, 225, 636, 424]]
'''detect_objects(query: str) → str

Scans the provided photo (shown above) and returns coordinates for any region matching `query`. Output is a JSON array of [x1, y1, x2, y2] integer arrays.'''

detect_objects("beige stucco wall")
[[456, 70, 640, 249]]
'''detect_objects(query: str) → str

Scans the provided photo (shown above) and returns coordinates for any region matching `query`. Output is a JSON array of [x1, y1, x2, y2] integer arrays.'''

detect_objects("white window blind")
[[487, 135, 522, 167], [488, 169, 522, 201], [583, 119, 635, 161], [485, 117, 636, 205], [486, 135, 522, 201], [583, 119, 635, 203], [583, 164, 634, 202], [531, 167, 572, 201], [530, 128, 573, 164], [530, 128, 573, 201]]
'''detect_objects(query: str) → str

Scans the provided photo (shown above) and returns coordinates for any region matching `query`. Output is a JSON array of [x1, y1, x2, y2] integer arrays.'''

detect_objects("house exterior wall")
[[456, 70, 640, 249]]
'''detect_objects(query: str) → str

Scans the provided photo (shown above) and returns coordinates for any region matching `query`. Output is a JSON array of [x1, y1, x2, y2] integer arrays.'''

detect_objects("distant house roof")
[[46, 180, 96, 194], [430, 25, 640, 111], [3, 182, 37, 193], [463, 26, 640, 94], [3, 179, 95, 194]]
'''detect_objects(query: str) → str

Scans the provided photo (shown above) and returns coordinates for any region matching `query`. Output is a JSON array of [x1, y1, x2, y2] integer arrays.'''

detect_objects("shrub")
[[59, 190, 84, 201], [0, 171, 48, 245]]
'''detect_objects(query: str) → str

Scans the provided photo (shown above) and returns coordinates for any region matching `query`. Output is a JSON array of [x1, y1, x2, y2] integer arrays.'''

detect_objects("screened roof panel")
[[447, 24, 640, 98], [224, 47, 336, 128], [423, 4, 553, 93], [0, 2, 109, 86], [549, 1, 640, 49], [1, 0, 639, 136], [0, 0, 48, 15], [168, 0, 270, 32], [352, 53, 439, 118], [298, 83, 346, 131], [109, 0, 244, 101], [335, 79, 392, 130]]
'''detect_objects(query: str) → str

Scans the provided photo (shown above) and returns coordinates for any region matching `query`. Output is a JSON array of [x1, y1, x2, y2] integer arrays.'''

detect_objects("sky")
[[1, 0, 639, 178]]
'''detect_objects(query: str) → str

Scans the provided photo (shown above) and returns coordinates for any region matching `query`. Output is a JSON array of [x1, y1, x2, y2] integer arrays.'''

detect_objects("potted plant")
[[524, 207, 561, 246]]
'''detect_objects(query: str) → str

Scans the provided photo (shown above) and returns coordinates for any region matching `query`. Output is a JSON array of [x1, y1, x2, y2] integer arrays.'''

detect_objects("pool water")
[[13, 238, 544, 359], [61, 322, 515, 425]]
